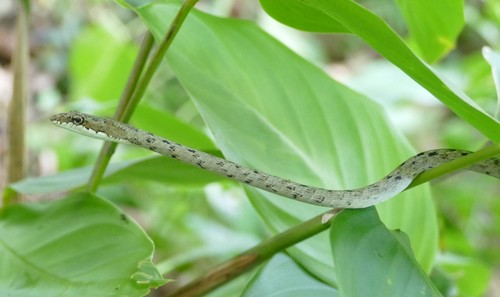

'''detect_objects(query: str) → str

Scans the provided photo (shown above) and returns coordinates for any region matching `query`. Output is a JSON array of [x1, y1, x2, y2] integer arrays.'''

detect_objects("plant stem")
[[164, 146, 500, 297], [164, 209, 342, 297], [5, 1, 30, 205], [87, 32, 154, 192], [408, 144, 500, 189], [122, 0, 200, 123], [86, 0, 199, 192]]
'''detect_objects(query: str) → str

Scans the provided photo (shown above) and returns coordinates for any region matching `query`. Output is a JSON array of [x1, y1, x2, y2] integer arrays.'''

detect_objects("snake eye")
[[72, 115, 84, 125]]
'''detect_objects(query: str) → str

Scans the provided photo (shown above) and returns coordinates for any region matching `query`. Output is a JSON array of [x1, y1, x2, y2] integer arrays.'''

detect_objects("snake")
[[50, 111, 500, 208]]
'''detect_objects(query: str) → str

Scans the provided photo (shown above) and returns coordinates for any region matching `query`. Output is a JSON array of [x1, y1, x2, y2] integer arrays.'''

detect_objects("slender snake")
[[51, 111, 500, 208]]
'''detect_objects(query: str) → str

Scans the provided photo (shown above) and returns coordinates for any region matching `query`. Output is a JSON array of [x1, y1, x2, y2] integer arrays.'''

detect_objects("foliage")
[[0, 192, 168, 296], [2, 0, 499, 296]]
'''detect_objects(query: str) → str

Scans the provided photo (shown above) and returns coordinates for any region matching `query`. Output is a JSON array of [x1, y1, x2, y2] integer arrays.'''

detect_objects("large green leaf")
[[131, 104, 216, 150], [330, 207, 441, 297], [242, 254, 339, 297], [8, 155, 225, 195], [394, 0, 464, 62], [103, 154, 225, 186], [258, 0, 349, 33], [123, 0, 438, 284], [259, 0, 500, 142], [0, 192, 167, 296], [7, 162, 128, 194]]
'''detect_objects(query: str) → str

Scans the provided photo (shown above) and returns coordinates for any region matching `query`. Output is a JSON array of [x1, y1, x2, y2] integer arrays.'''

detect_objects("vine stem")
[[87, 32, 154, 192], [87, 0, 199, 192], [122, 0, 200, 122], [163, 145, 500, 297], [164, 209, 342, 297], [408, 144, 500, 188]]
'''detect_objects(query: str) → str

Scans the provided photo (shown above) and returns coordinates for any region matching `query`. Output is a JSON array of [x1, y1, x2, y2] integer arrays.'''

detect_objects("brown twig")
[[164, 209, 342, 297]]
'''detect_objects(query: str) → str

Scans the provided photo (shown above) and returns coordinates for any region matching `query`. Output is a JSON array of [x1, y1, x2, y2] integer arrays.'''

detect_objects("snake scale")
[[50, 111, 500, 208]]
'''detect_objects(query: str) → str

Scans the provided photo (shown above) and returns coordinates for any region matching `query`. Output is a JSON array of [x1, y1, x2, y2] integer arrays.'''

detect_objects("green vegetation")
[[2, 0, 499, 296]]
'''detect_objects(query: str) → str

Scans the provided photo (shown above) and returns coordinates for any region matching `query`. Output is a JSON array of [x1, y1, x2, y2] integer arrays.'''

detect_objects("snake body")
[[50, 111, 500, 208]]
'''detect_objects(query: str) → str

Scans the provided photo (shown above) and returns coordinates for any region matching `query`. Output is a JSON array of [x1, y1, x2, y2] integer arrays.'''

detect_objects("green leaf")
[[6, 163, 129, 195], [483, 47, 500, 116], [258, 0, 349, 33], [128, 0, 438, 284], [242, 254, 339, 297], [132, 260, 170, 288], [395, 0, 464, 62], [330, 207, 441, 297], [8, 155, 225, 195], [103, 155, 226, 186], [0, 192, 168, 296], [131, 104, 216, 150], [259, 0, 500, 142], [69, 25, 138, 101]]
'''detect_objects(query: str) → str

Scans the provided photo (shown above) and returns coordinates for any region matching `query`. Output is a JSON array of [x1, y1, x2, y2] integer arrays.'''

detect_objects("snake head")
[[50, 111, 86, 126], [50, 111, 129, 143]]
